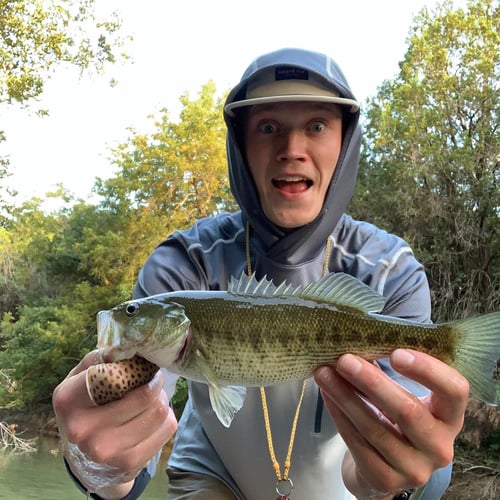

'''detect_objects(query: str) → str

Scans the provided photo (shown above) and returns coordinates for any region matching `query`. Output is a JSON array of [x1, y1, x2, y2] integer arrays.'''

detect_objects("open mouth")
[[272, 176, 313, 193]]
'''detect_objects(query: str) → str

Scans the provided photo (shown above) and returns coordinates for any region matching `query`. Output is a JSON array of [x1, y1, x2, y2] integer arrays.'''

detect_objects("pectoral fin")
[[195, 348, 247, 427], [208, 384, 246, 427]]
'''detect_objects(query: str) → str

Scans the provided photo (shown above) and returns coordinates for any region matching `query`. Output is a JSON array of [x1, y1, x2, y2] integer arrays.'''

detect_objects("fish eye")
[[125, 303, 140, 317]]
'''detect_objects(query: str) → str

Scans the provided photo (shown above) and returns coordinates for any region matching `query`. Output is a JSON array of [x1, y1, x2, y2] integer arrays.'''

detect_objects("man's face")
[[244, 101, 343, 229]]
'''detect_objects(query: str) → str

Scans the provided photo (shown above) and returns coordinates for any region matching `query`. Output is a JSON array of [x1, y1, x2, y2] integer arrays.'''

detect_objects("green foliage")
[[171, 379, 188, 419], [95, 81, 237, 270], [351, 0, 499, 320], [0, 0, 127, 108], [455, 432, 500, 468], [0, 0, 128, 219], [0, 301, 94, 407], [98, 81, 235, 216], [0, 198, 65, 314], [0, 80, 233, 411], [487, 429, 500, 460], [0, 153, 15, 222], [1, 1, 498, 434]]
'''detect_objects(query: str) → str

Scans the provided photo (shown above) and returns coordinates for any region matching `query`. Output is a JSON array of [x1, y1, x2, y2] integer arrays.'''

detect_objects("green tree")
[[352, 0, 499, 320], [96, 81, 237, 272], [0, 198, 65, 316], [0, 81, 236, 410], [0, 301, 94, 407], [0, 0, 126, 108], [0, 199, 127, 409], [0, 0, 127, 218], [0, 226, 20, 316]]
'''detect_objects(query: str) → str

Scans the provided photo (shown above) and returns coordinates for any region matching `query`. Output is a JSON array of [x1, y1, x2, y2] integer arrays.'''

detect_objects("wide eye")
[[310, 121, 326, 133], [125, 302, 140, 317], [259, 121, 277, 134]]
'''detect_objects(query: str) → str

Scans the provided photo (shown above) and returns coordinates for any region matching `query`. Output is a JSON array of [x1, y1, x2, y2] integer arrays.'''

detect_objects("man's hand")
[[314, 349, 469, 499], [52, 350, 177, 499]]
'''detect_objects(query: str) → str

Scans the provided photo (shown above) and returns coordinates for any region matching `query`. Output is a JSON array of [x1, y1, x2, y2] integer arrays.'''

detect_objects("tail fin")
[[451, 311, 500, 405]]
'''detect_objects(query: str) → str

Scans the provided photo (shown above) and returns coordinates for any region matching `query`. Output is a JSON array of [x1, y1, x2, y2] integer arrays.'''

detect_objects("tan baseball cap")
[[225, 66, 359, 116]]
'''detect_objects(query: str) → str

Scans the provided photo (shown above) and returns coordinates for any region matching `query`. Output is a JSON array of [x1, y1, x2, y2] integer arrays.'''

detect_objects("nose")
[[277, 129, 307, 162]]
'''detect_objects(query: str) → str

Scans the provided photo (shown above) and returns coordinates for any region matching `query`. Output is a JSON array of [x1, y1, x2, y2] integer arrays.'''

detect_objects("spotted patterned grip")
[[86, 355, 159, 405]]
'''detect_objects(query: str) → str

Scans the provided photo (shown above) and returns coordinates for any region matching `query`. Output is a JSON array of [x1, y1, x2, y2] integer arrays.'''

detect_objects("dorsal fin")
[[228, 272, 385, 314], [298, 273, 385, 313]]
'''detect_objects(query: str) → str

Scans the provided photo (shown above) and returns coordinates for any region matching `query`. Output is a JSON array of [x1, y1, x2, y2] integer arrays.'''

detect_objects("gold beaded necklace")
[[245, 221, 332, 499]]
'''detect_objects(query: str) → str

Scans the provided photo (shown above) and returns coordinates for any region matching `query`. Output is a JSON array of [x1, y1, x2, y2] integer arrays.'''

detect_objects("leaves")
[[0, 80, 234, 410], [352, 0, 499, 319], [0, 0, 128, 107], [1, 0, 498, 412], [96, 81, 236, 260]]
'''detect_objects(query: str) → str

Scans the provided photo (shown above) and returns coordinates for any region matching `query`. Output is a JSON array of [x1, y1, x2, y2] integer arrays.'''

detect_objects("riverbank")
[[0, 405, 58, 440], [1, 401, 498, 499], [443, 449, 499, 499]]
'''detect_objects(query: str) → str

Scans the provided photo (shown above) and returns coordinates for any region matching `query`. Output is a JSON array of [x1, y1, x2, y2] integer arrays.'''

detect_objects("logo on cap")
[[275, 66, 309, 81]]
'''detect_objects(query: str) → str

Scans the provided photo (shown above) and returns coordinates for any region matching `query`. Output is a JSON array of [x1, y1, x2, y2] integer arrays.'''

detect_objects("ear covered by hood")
[[224, 48, 361, 266]]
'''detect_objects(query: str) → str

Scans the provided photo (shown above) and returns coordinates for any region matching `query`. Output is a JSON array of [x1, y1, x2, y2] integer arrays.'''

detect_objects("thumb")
[[54, 350, 110, 411]]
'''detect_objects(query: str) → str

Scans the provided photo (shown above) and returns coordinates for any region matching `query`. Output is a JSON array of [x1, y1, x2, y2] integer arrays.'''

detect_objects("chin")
[[271, 214, 318, 230], [265, 202, 321, 229]]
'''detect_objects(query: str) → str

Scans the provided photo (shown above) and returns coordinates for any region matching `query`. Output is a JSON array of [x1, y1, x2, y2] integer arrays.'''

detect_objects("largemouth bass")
[[87, 272, 500, 427]]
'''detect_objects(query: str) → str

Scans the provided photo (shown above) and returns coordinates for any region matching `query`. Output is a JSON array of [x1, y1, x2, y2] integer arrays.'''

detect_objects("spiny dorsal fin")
[[229, 272, 301, 297], [228, 272, 385, 314]]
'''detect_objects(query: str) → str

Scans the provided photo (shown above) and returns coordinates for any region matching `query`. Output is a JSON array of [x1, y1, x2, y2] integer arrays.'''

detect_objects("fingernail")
[[392, 349, 415, 368], [337, 354, 362, 376]]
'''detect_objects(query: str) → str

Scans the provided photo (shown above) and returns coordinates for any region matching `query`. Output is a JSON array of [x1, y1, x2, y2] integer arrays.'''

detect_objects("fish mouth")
[[96, 310, 112, 344], [272, 175, 313, 193]]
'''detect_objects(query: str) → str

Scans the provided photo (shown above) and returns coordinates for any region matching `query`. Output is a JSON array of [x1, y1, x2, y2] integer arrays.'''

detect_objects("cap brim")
[[225, 94, 359, 117]]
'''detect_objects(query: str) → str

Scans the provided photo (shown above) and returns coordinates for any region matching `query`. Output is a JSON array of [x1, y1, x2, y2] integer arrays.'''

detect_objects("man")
[[53, 48, 469, 499]]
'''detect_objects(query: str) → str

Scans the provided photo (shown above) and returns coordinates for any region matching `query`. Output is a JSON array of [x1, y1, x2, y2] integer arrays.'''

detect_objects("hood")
[[224, 48, 361, 266]]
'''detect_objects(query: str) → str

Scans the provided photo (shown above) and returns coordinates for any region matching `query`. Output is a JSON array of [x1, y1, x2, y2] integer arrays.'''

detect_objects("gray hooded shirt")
[[133, 48, 451, 499]]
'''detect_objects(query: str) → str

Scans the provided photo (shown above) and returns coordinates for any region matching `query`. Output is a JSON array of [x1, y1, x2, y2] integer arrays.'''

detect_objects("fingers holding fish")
[[390, 348, 470, 426], [334, 351, 466, 442], [55, 368, 171, 442], [330, 352, 462, 465], [315, 350, 470, 498], [315, 364, 433, 497], [53, 356, 177, 498], [87, 369, 171, 428], [53, 360, 105, 418], [74, 385, 174, 469]]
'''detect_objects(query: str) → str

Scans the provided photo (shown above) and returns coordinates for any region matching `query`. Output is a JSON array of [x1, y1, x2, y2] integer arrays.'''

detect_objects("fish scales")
[[87, 272, 500, 427], [173, 296, 457, 386]]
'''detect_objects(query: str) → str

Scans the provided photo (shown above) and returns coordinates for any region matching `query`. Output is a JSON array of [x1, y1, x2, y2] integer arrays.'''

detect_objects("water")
[[0, 438, 168, 499]]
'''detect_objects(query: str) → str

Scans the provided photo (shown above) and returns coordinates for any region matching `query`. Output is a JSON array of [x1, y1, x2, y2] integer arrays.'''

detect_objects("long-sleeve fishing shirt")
[[133, 211, 452, 500], [131, 48, 452, 499]]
